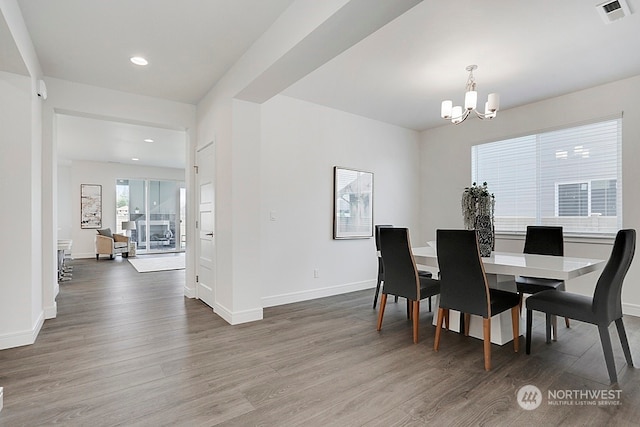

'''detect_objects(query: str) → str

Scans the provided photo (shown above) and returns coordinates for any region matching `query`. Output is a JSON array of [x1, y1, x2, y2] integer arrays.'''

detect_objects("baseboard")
[[623, 302, 640, 317], [44, 301, 57, 319], [262, 279, 375, 308], [214, 302, 263, 325], [183, 284, 196, 298], [73, 252, 97, 259], [0, 311, 45, 350]]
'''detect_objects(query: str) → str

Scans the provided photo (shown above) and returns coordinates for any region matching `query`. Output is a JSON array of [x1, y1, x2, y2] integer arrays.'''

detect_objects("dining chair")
[[526, 229, 636, 384], [515, 226, 569, 340], [373, 224, 432, 309], [434, 229, 520, 371], [376, 227, 440, 344]]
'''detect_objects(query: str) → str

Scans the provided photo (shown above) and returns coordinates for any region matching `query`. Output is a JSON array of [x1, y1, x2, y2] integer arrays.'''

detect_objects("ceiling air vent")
[[596, 0, 632, 24]]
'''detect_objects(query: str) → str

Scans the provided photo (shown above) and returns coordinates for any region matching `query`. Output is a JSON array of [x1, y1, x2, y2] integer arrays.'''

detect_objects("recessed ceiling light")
[[144, 138, 154, 143], [130, 56, 148, 66], [132, 157, 140, 161]]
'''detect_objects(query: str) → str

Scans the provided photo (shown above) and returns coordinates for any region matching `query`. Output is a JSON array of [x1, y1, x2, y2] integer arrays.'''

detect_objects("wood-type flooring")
[[1, 256, 640, 426]]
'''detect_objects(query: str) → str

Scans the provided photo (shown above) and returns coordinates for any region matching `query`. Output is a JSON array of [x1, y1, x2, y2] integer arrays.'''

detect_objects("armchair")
[[95, 228, 129, 260]]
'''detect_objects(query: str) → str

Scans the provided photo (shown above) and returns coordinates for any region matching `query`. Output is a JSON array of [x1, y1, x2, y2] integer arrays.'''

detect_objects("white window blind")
[[472, 118, 622, 235]]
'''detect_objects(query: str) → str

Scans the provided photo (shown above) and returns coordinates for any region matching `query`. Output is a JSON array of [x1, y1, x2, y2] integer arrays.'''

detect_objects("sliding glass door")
[[116, 179, 185, 254]]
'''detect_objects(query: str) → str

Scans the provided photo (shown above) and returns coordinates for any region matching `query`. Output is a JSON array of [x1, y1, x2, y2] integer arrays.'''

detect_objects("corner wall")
[[259, 95, 422, 305]]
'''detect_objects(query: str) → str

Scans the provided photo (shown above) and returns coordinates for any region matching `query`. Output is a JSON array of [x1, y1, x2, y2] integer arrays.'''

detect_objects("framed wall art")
[[333, 166, 373, 239], [81, 184, 102, 229]]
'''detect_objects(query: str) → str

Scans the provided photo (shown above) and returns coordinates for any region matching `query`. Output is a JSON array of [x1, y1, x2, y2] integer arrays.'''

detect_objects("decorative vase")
[[461, 182, 495, 257], [475, 214, 493, 257]]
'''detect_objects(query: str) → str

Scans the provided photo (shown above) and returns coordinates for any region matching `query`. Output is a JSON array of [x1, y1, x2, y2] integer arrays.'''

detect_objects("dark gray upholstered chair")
[[376, 227, 440, 344], [516, 226, 569, 340], [434, 229, 520, 371], [373, 224, 432, 309], [526, 229, 636, 384]]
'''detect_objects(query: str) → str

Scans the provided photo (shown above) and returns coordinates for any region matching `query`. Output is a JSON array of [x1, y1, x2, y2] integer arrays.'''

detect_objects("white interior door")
[[196, 143, 215, 308]]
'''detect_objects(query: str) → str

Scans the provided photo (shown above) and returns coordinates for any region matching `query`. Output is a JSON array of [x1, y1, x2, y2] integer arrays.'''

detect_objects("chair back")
[[593, 229, 636, 322], [436, 229, 491, 317], [375, 225, 393, 252], [523, 226, 564, 256], [378, 227, 420, 300]]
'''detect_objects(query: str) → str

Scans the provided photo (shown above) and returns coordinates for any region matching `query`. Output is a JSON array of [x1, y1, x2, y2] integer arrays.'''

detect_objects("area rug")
[[128, 254, 185, 273]]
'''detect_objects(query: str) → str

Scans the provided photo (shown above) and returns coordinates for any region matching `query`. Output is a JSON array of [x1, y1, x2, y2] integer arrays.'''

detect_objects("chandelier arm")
[[473, 109, 496, 120], [452, 109, 471, 124]]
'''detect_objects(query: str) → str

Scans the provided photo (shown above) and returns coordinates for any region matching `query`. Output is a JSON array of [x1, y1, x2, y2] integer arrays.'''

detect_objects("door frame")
[[195, 141, 215, 305]]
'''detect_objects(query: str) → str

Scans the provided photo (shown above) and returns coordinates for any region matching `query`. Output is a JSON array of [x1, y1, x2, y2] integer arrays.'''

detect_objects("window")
[[472, 118, 621, 235], [116, 178, 186, 253]]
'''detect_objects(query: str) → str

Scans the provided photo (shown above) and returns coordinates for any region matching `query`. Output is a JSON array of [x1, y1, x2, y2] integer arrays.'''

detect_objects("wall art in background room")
[[81, 184, 102, 229], [333, 166, 373, 239]]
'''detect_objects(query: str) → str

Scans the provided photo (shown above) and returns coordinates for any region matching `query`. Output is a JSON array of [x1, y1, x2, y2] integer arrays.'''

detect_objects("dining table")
[[411, 244, 606, 345]]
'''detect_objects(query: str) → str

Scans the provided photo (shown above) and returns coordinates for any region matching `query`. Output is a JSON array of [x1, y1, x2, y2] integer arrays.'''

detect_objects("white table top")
[[412, 246, 606, 281]]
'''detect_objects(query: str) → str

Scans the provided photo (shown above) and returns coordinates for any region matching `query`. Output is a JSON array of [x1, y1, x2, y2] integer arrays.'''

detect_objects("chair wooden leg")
[[565, 317, 571, 328], [376, 294, 387, 332], [464, 313, 471, 336], [511, 307, 520, 353], [434, 308, 445, 351], [526, 309, 532, 355], [545, 313, 552, 344], [518, 293, 524, 315], [428, 296, 432, 312], [483, 318, 491, 371], [444, 309, 450, 330], [615, 318, 634, 367], [407, 299, 411, 320], [413, 300, 420, 344], [598, 324, 618, 384], [551, 315, 558, 341]]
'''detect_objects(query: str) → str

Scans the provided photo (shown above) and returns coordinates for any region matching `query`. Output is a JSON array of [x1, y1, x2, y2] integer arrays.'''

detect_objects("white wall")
[[196, 0, 420, 324], [57, 162, 72, 239], [0, 0, 46, 349], [0, 71, 42, 348], [59, 160, 184, 258], [260, 95, 421, 306], [420, 74, 640, 315]]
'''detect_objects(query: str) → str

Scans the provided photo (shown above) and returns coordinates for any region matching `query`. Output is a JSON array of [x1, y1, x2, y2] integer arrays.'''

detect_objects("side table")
[[128, 241, 137, 257]]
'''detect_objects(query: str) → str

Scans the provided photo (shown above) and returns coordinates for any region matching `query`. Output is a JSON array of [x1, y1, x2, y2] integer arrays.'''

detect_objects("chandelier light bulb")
[[441, 100, 453, 119], [464, 90, 477, 110], [487, 93, 500, 112], [451, 106, 463, 124]]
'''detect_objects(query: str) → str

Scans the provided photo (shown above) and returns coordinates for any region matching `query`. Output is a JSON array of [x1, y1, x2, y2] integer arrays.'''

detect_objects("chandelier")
[[440, 65, 499, 124]]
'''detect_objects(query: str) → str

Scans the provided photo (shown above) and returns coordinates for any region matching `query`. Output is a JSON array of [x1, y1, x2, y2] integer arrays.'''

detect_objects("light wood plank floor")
[[1, 256, 640, 426]]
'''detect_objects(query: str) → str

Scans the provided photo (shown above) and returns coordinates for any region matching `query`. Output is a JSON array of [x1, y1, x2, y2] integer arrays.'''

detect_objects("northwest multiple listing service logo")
[[517, 385, 542, 410], [517, 384, 622, 409]]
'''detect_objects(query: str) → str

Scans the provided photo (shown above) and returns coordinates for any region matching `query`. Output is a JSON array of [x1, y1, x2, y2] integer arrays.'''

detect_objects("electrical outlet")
[[313, 268, 319, 278]]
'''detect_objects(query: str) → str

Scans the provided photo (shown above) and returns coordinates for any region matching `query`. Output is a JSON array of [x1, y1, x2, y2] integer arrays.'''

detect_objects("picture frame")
[[333, 166, 373, 239], [81, 184, 102, 229]]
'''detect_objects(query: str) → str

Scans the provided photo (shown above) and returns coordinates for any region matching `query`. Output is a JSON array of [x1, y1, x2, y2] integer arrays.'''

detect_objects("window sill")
[[496, 232, 615, 245]]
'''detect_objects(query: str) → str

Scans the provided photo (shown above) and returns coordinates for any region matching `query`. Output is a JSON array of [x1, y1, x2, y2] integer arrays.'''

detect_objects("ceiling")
[[4, 0, 640, 168]]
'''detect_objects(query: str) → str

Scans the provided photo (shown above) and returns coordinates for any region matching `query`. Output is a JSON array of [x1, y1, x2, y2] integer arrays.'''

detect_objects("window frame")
[[471, 116, 622, 237]]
